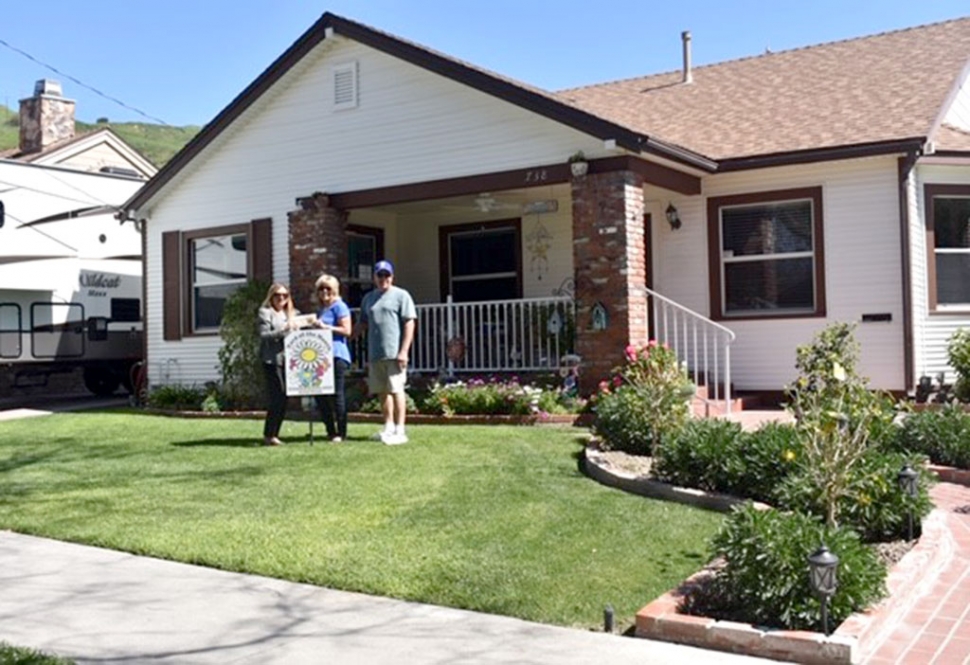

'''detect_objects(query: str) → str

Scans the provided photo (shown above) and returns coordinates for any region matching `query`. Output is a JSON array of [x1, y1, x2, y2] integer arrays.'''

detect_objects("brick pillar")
[[571, 170, 648, 395], [287, 192, 348, 314]]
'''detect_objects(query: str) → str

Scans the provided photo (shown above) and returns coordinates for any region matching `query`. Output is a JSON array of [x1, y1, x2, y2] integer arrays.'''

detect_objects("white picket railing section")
[[646, 287, 736, 414], [351, 295, 575, 374]]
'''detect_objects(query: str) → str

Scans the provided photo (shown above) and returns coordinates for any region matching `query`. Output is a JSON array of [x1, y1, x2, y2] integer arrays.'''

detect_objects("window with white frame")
[[707, 187, 825, 319], [925, 184, 970, 309]]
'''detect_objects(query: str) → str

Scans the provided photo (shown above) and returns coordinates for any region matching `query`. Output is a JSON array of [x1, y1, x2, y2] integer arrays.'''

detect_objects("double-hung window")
[[708, 187, 825, 319], [162, 219, 272, 340], [439, 220, 522, 302], [187, 230, 248, 332], [925, 184, 970, 310]]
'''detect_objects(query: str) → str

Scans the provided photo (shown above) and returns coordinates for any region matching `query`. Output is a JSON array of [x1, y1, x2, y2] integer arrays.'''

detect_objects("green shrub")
[[147, 384, 207, 410], [217, 279, 270, 409], [741, 422, 804, 503], [590, 386, 655, 454], [775, 449, 934, 542], [684, 504, 886, 632], [892, 405, 970, 469], [948, 328, 970, 401], [593, 342, 693, 454], [653, 421, 802, 504], [652, 419, 746, 494]]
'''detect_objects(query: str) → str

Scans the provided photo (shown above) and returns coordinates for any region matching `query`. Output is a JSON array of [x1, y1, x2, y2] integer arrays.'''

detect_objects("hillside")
[[0, 104, 198, 168]]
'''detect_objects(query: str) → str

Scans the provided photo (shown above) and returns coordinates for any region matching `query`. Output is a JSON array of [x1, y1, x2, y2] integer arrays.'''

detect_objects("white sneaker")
[[382, 432, 408, 445], [371, 428, 392, 441]]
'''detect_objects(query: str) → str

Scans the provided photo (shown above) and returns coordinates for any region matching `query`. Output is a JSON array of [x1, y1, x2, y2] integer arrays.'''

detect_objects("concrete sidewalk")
[[0, 531, 778, 665]]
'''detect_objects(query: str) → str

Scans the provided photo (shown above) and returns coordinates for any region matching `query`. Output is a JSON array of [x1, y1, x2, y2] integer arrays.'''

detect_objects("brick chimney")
[[19, 79, 76, 154]]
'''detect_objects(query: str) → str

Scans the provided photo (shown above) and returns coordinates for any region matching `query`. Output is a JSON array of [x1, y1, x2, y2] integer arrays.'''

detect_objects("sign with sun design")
[[284, 329, 334, 395]]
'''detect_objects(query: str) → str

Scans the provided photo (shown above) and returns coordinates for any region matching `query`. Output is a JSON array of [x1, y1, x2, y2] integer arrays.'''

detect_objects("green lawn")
[[0, 412, 723, 630]]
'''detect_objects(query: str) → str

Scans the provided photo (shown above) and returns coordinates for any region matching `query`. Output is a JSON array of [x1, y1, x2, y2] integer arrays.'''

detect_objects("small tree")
[[218, 279, 270, 409], [785, 323, 896, 527]]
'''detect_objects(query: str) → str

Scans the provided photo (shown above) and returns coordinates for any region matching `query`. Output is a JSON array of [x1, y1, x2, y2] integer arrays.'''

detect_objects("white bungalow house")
[[123, 13, 970, 406]]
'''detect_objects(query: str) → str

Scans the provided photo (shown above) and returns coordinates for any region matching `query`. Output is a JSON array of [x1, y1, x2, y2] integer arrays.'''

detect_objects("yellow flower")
[[782, 449, 797, 462]]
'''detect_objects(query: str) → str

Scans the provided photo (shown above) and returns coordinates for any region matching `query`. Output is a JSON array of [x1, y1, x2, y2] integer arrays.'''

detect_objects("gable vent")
[[332, 62, 358, 110]]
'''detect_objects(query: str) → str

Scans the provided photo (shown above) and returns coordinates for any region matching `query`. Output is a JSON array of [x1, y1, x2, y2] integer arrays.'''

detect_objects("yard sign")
[[284, 328, 334, 395]]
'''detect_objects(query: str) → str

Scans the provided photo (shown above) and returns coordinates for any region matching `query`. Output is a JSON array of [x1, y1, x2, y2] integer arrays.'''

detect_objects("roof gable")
[[5, 127, 156, 178]]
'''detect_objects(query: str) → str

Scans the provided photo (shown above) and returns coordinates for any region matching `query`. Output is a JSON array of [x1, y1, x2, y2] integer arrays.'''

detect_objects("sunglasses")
[[272, 293, 289, 298], [375, 271, 392, 278]]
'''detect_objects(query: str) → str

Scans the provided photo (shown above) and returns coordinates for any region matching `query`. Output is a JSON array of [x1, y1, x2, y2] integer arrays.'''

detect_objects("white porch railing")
[[351, 295, 575, 374], [646, 287, 736, 414]]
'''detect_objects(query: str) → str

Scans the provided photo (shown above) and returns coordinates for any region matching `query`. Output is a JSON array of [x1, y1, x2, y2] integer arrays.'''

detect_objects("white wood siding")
[[912, 163, 970, 383], [941, 67, 970, 132], [142, 36, 607, 387], [651, 157, 906, 391]]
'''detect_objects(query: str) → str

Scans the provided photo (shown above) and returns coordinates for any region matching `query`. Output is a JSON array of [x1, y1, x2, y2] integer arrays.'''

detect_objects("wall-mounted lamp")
[[665, 203, 682, 230]]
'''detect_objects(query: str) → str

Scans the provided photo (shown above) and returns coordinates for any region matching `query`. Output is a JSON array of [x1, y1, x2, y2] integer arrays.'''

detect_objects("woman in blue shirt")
[[314, 273, 352, 441]]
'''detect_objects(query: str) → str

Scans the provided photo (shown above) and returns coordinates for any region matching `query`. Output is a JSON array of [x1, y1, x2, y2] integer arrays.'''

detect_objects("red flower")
[[624, 345, 637, 362]]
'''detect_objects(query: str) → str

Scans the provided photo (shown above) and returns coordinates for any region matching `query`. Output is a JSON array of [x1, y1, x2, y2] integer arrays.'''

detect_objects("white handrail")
[[646, 287, 736, 415], [351, 295, 575, 374]]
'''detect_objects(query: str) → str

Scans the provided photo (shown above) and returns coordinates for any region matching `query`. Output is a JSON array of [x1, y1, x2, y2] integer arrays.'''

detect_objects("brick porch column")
[[287, 192, 348, 314], [571, 170, 648, 394]]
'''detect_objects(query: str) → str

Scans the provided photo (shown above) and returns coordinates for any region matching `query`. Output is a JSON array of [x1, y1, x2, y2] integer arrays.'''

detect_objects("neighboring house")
[[0, 79, 156, 394], [123, 13, 970, 404]]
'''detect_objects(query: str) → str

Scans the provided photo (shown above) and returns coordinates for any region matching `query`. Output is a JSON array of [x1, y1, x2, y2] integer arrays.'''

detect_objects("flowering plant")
[[593, 340, 694, 455], [422, 376, 582, 417]]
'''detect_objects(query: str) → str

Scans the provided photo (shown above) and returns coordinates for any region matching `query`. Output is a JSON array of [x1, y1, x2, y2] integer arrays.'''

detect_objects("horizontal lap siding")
[[913, 165, 970, 383], [653, 158, 905, 391], [142, 37, 600, 387]]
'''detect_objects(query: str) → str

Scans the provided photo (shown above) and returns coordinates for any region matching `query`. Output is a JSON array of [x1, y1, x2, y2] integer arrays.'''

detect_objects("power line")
[[0, 36, 169, 126]]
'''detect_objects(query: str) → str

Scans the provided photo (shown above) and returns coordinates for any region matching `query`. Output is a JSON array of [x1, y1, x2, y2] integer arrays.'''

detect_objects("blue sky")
[[1, 0, 967, 127]]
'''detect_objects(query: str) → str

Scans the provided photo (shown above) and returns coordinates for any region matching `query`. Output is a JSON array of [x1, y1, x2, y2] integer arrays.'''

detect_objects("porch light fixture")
[[665, 203, 682, 230], [898, 463, 919, 541], [808, 544, 839, 636]]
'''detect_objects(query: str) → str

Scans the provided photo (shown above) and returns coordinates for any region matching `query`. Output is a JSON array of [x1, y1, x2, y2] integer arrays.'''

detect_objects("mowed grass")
[[0, 412, 723, 629]]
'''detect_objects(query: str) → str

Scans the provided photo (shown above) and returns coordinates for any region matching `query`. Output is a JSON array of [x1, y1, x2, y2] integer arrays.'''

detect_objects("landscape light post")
[[808, 544, 839, 636], [897, 464, 919, 541]]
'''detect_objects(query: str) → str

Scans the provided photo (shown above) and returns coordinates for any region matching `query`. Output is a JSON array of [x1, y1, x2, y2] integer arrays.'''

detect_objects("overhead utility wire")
[[0, 37, 169, 126]]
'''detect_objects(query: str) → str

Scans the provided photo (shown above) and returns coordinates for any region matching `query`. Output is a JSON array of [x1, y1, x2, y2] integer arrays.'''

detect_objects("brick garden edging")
[[583, 444, 960, 664], [139, 407, 592, 427]]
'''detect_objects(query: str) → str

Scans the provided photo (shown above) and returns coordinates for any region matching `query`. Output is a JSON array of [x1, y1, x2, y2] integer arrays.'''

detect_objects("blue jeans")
[[316, 358, 349, 439]]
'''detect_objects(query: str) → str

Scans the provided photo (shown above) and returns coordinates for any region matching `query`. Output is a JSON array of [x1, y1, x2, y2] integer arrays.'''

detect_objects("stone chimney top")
[[34, 79, 63, 97], [19, 79, 76, 155]]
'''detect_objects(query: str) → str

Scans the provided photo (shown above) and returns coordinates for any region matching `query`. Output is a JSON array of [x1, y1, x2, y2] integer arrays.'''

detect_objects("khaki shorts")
[[368, 359, 407, 394]]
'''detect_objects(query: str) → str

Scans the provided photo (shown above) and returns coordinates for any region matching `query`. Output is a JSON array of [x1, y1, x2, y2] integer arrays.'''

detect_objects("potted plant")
[[568, 151, 589, 177]]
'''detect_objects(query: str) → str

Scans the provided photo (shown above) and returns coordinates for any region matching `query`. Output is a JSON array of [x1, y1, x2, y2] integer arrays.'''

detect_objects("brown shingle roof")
[[557, 18, 970, 161]]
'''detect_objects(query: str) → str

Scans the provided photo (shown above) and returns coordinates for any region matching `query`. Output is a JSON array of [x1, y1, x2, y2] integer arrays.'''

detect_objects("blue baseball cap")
[[374, 260, 394, 275]]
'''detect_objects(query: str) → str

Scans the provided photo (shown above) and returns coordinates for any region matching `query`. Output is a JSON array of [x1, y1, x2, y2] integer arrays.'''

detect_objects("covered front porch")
[[287, 156, 732, 402]]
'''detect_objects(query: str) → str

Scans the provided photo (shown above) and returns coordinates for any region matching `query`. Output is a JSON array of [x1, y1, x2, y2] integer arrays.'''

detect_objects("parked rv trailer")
[[0, 258, 143, 396]]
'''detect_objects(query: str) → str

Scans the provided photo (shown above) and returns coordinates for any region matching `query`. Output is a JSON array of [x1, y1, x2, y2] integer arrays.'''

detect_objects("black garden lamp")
[[808, 544, 839, 636], [898, 463, 919, 541]]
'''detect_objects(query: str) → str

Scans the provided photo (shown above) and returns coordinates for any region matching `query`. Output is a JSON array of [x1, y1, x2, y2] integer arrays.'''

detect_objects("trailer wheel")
[[83, 367, 120, 397]]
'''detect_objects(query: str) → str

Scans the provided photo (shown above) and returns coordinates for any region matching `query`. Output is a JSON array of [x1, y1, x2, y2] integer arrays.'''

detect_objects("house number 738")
[[524, 169, 548, 183]]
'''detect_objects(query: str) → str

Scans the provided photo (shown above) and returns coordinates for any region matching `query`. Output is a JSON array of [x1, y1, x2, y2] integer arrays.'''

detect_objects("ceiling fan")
[[471, 193, 558, 215]]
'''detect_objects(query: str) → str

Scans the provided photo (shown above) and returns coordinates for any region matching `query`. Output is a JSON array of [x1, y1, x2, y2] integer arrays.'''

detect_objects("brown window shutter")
[[162, 231, 182, 341], [251, 218, 273, 283]]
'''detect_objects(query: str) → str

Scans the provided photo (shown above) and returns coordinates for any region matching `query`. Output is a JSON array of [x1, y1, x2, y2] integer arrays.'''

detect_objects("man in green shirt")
[[357, 260, 416, 445]]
